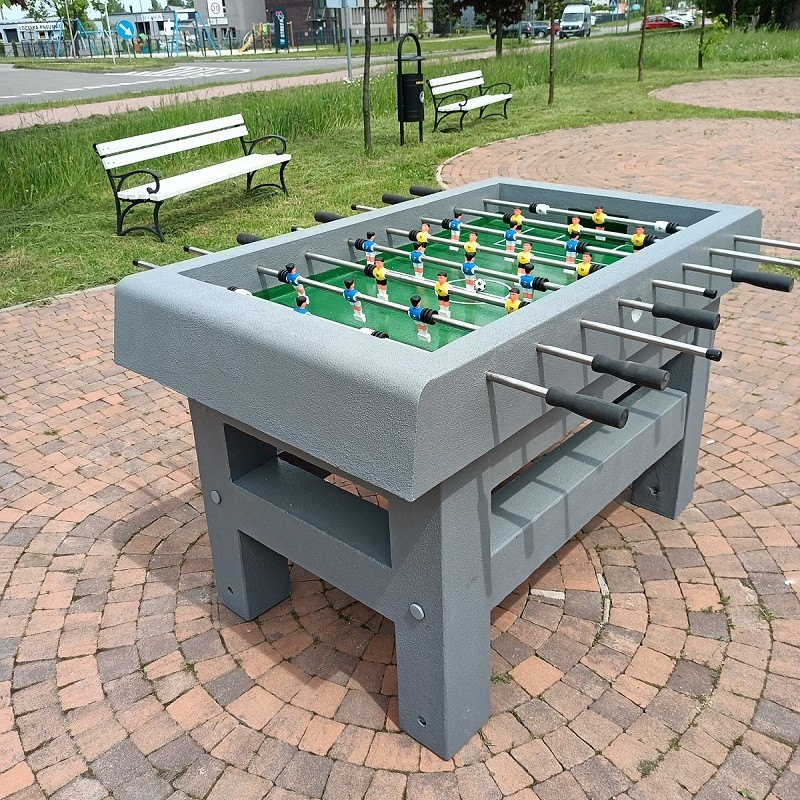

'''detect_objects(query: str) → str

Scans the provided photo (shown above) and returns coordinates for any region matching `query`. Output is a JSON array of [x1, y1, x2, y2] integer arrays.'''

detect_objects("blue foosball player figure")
[[343, 278, 367, 322], [504, 223, 522, 262], [519, 265, 536, 303], [565, 231, 580, 266], [448, 212, 463, 251], [284, 263, 308, 304], [410, 242, 426, 278], [362, 232, 378, 267], [408, 294, 432, 343], [295, 295, 310, 314], [462, 252, 477, 292]]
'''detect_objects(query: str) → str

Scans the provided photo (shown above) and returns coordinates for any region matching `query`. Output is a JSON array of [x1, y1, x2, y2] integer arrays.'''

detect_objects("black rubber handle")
[[409, 185, 440, 196], [381, 193, 412, 205], [703, 288, 718, 299], [650, 302, 720, 330], [545, 387, 629, 429], [236, 232, 263, 245], [591, 354, 670, 391], [730, 268, 794, 293], [314, 211, 345, 224], [705, 348, 723, 362]]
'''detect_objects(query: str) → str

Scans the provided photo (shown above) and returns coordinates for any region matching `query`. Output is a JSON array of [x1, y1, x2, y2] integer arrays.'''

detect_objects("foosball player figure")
[[362, 232, 378, 267], [415, 223, 430, 245], [519, 264, 536, 303], [373, 256, 389, 301], [448, 212, 463, 251], [434, 272, 451, 318], [565, 231, 580, 265], [576, 253, 598, 279], [408, 295, 432, 343], [567, 216, 582, 236], [504, 223, 522, 262], [295, 295, 310, 314], [462, 253, 478, 292], [517, 241, 533, 276], [410, 242, 426, 278], [505, 286, 522, 314], [343, 279, 366, 323], [510, 207, 524, 226], [592, 205, 606, 240], [464, 231, 479, 257], [284, 263, 308, 304], [631, 226, 647, 252]]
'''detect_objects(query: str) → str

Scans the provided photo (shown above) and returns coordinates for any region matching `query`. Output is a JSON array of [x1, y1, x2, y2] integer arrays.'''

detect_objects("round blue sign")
[[116, 20, 136, 41]]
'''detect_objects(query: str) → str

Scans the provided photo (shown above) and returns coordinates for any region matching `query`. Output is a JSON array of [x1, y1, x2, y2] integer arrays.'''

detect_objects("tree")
[[451, 0, 527, 56], [105, 0, 125, 12], [637, 0, 648, 81], [363, 0, 372, 151], [29, 0, 93, 31]]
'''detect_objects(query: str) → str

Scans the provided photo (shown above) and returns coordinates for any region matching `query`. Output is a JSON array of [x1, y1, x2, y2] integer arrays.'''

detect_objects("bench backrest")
[[94, 114, 250, 171], [428, 70, 485, 97]]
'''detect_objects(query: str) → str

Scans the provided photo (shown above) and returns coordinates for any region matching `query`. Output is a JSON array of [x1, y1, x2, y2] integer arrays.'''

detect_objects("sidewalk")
[[1, 80, 800, 799]]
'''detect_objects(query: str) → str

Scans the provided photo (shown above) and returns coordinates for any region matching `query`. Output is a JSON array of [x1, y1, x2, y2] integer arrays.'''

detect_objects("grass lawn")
[[1, 29, 799, 309]]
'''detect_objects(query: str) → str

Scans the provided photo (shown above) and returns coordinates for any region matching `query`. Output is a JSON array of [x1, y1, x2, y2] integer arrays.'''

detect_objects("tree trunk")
[[363, 0, 372, 151], [495, 14, 502, 57], [548, 1, 556, 104], [637, 0, 648, 81], [395, 0, 401, 39]]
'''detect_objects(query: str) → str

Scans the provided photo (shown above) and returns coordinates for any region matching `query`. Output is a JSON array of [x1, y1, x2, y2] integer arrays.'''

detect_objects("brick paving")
[[651, 78, 800, 114], [3, 97, 800, 797]]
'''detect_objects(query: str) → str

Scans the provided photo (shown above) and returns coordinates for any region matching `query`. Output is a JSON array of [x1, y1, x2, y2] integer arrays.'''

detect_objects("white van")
[[559, 4, 592, 38]]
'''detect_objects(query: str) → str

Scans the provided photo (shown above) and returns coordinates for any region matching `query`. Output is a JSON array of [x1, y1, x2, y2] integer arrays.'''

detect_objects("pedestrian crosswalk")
[[109, 65, 250, 78]]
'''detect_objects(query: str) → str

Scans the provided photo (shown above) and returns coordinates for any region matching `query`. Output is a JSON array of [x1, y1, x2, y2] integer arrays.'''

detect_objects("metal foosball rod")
[[485, 198, 683, 235], [580, 319, 723, 361], [733, 234, 800, 253], [184, 245, 212, 256], [707, 247, 800, 271], [535, 344, 669, 391], [419, 216, 627, 263], [682, 262, 794, 292], [486, 372, 629, 429], [455, 206, 638, 246], [349, 238, 563, 292], [651, 280, 718, 299], [618, 298, 720, 331], [132, 260, 159, 270], [306, 252, 508, 310], [256, 266, 478, 332], [385, 226, 577, 274]]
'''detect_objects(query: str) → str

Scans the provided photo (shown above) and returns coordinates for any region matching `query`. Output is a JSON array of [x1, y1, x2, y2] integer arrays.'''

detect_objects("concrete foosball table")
[[114, 178, 793, 759]]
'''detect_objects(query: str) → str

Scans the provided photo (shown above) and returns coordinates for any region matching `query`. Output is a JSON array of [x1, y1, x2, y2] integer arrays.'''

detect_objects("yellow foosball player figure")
[[415, 223, 430, 244], [505, 286, 522, 314], [435, 272, 451, 318], [373, 256, 389, 300], [516, 241, 533, 276], [567, 216, 582, 236], [592, 205, 606, 240], [464, 231, 479, 257], [576, 252, 599, 279], [510, 207, 524, 226], [631, 225, 647, 252]]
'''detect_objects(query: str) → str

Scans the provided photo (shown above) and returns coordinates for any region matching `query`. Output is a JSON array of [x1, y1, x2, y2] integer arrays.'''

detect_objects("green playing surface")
[[256, 215, 634, 352]]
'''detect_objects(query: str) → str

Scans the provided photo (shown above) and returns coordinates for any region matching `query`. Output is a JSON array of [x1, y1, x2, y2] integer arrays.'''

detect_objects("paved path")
[[2, 89, 800, 799], [651, 77, 800, 114]]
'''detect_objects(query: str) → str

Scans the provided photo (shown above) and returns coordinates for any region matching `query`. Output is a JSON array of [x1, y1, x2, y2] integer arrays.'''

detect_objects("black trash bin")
[[396, 33, 424, 144]]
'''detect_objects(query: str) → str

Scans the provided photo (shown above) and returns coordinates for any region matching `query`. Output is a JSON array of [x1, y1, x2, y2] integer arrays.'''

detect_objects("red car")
[[644, 14, 685, 29]]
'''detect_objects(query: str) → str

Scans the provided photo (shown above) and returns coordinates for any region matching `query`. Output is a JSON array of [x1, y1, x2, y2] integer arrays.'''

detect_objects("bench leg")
[[116, 198, 166, 242], [247, 161, 289, 195]]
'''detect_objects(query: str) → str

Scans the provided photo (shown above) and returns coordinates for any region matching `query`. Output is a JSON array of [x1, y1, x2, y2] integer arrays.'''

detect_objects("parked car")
[[490, 21, 533, 39], [643, 14, 686, 28], [559, 4, 591, 38], [666, 11, 694, 25]]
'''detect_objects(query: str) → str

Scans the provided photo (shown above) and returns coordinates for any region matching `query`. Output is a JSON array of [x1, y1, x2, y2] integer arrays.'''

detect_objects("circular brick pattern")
[[651, 77, 800, 114], [2, 116, 800, 800]]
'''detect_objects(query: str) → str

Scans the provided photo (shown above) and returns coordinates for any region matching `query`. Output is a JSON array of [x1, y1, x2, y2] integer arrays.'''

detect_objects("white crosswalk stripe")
[[108, 65, 250, 78]]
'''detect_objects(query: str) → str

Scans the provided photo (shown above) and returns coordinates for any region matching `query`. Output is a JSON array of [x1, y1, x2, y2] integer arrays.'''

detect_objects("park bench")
[[427, 70, 513, 132], [94, 114, 291, 241]]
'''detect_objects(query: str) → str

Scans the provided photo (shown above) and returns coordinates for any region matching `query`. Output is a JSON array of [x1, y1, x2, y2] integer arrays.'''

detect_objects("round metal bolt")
[[409, 603, 425, 620], [210, 490, 222, 504]]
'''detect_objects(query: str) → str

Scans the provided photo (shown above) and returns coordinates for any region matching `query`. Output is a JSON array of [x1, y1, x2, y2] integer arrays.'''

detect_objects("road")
[[0, 56, 368, 106]]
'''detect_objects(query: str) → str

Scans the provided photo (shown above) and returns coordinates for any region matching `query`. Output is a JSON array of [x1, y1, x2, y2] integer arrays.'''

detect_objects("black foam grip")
[[502, 212, 513, 224], [666, 222, 679, 234], [528, 202, 538, 213], [381, 193, 411, 205], [644, 234, 656, 247], [408, 230, 420, 242], [182, 245, 193, 253], [441, 218, 453, 229], [409, 185, 440, 196], [276, 268, 289, 283], [314, 211, 345, 223], [706, 349, 723, 362], [703, 288, 719, 299], [545, 387, 629, 429], [591, 355, 670, 391], [576, 241, 588, 254], [531, 276, 549, 292], [371, 330, 389, 338], [236, 232, 263, 245], [730, 268, 794, 293], [650, 302, 720, 330], [353, 238, 367, 251], [420, 308, 437, 325], [364, 264, 376, 278]]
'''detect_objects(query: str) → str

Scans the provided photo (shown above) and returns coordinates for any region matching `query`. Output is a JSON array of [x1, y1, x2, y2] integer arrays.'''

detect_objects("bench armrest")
[[242, 134, 289, 156], [481, 81, 512, 95], [435, 91, 469, 109], [112, 168, 162, 196]]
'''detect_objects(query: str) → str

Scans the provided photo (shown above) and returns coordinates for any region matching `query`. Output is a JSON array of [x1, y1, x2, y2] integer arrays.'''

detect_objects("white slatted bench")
[[94, 114, 291, 241], [427, 70, 513, 132]]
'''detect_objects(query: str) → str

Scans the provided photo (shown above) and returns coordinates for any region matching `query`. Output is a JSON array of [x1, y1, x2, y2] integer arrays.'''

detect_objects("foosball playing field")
[[116, 178, 795, 759], [255, 206, 635, 350]]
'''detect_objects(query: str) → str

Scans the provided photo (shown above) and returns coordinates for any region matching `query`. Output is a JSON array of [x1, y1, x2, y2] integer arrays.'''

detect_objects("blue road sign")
[[116, 20, 136, 41]]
